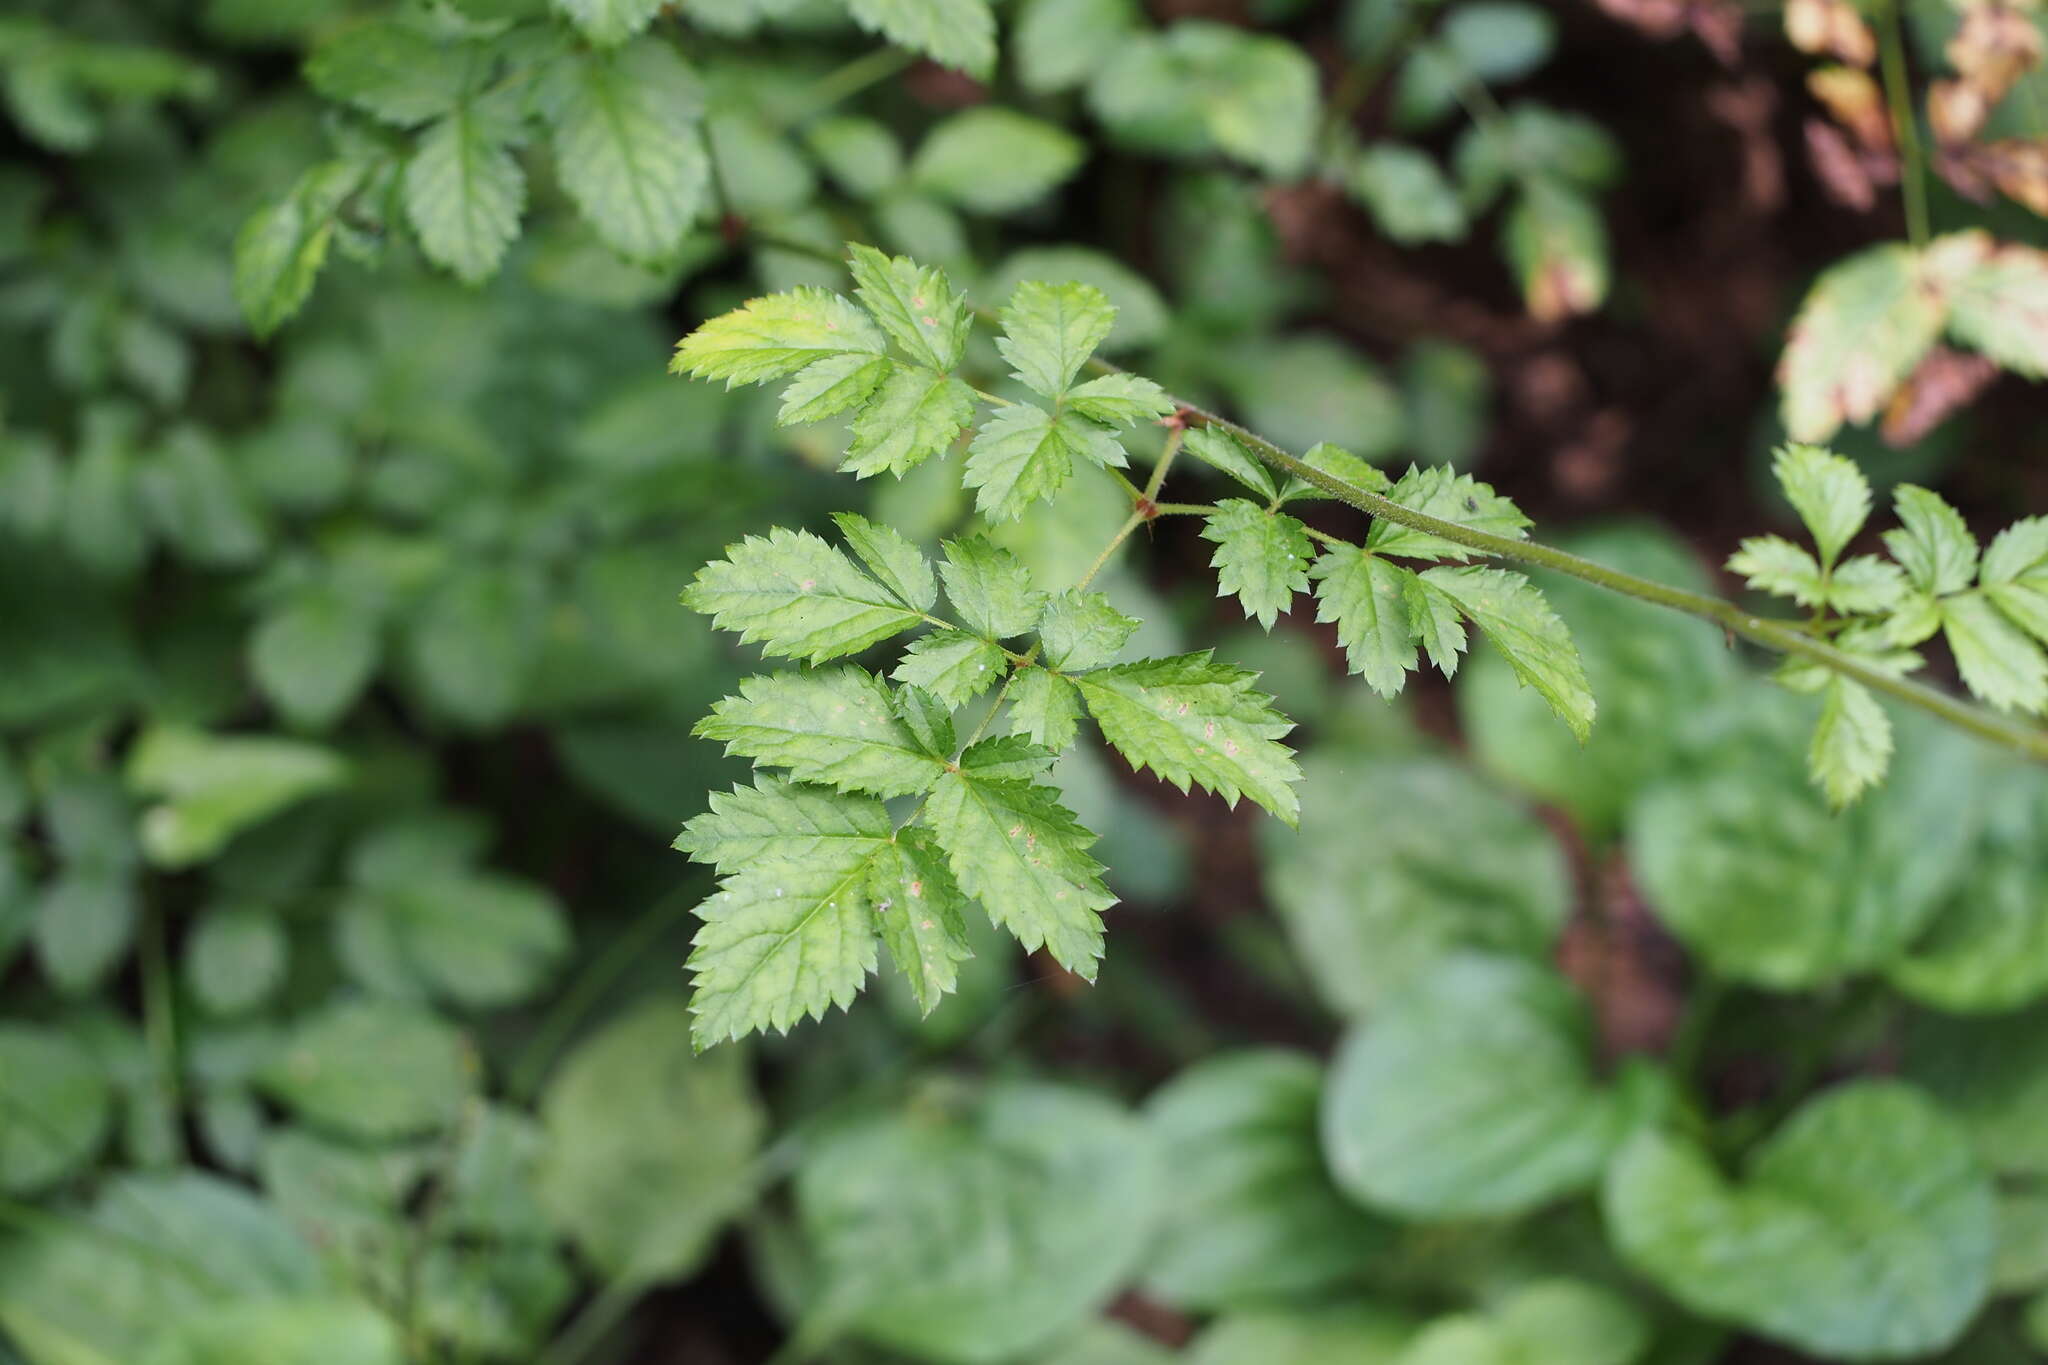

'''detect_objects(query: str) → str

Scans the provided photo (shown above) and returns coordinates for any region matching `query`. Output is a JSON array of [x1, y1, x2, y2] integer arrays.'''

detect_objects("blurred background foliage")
[[4, 0, 2048, 1362]]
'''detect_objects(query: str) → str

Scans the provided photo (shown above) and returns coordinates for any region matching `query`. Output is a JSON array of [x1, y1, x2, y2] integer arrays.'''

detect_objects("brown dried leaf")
[[1786, 0, 1878, 66], [1809, 66, 1894, 153], [1930, 79, 1993, 145], [1948, 1, 2044, 105], [1984, 138, 2048, 215], [1881, 346, 1998, 444], [1805, 118, 1895, 211]]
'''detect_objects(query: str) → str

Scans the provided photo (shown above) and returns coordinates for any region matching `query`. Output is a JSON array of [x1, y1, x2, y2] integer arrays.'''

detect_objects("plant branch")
[[740, 229, 2048, 765], [1880, 0, 1931, 249]]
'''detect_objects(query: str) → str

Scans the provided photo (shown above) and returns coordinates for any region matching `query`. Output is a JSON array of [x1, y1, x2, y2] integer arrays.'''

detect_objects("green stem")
[[739, 226, 2048, 766], [784, 47, 916, 129], [1170, 402, 2048, 764], [1880, 0, 1931, 249], [1142, 428, 1184, 503], [536, 1279, 642, 1365], [140, 900, 184, 1164], [1075, 513, 1145, 592]]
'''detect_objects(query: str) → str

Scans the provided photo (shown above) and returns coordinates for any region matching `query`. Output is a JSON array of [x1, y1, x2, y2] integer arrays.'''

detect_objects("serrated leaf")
[[1779, 242, 1945, 443], [1827, 555, 1908, 614], [1810, 676, 1892, 808], [687, 838, 889, 1046], [553, 40, 708, 262], [832, 511, 935, 612], [1073, 652, 1301, 824], [1038, 588, 1138, 671], [1886, 484, 1980, 596], [997, 280, 1116, 400], [404, 108, 524, 284], [891, 683, 954, 757], [778, 352, 892, 425], [1309, 546, 1416, 697], [673, 288, 886, 386], [1773, 443, 1870, 567], [912, 108, 1086, 214], [1943, 592, 2048, 713], [963, 403, 1125, 521], [938, 537, 1046, 639], [1403, 572, 1469, 676], [842, 365, 976, 477], [1066, 372, 1175, 427], [305, 17, 466, 125], [1292, 441, 1392, 499], [1422, 566, 1595, 740], [845, 0, 997, 77], [923, 769, 1113, 975], [1184, 426, 1277, 499], [1367, 465, 1532, 562], [958, 733, 1058, 781], [847, 243, 971, 372], [1982, 517, 2048, 586], [674, 778, 890, 873], [682, 527, 923, 663], [1203, 501, 1312, 630], [695, 669, 950, 796], [1729, 534, 1827, 607], [552, 0, 665, 46], [234, 161, 365, 338], [892, 630, 1006, 705], [1007, 668, 1083, 751], [870, 829, 972, 1015]]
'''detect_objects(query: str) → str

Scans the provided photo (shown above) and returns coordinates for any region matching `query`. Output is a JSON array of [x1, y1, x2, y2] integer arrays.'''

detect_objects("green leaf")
[[1367, 465, 1532, 562], [675, 777, 891, 873], [1187, 1307, 1415, 1365], [1779, 242, 1945, 443], [404, 107, 524, 284], [304, 17, 465, 124], [144, 1298, 403, 1365], [1628, 697, 1981, 987], [185, 906, 288, 1015], [1203, 501, 1313, 630], [261, 1000, 468, 1140], [126, 727, 349, 869], [1827, 555, 1908, 613], [672, 287, 886, 386], [1886, 484, 1980, 596], [848, 243, 972, 371], [842, 365, 977, 478], [1728, 534, 1826, 607], [833, 512, 936, 613], [1772, 442, 1870, 567], [845, 0, 997, 77], [925, 766, 1113, 975], [553, 40, 708, 262], [1403, 573, 1469, 676], [1906, 1005, 2048, 1176], [1505, 178, 1609, 321], [1038, 588, 1138, 672], [1016, 0, 1140, 92], [536, 998, 765, 1280], [1489, 1280, 1650, 1365], [1347, 143, 1467, 245], [1143, 1051, 1389, 1308], [695, 668, 951, 797], [781, 358, 885, 428], [912, 108, 1085, 214], [1065, 372, 1175, 427], [1808, 676, 1892, 807], [1889, 771, 2048, 1012], [551, 0, 664, 46], [250, 585, 380, 730], [1944, 591, 2048, 713], [1073, 651, 1301, 824], [939, 536, 1048, 640], [1323, 954, 1628, 1218], [795, 1079, 1162, 1361], [33, 867, 135, 994], [0, 1027, 110, 1194], [233, 161, 365, 338], [998, 280, 1116, 400], [406, 565, 545, 728], [1294, 440, 1393, 499], [964, 403, 1124, 521], [893, 630, 1007, 705], [1982, 516, 2048, 586], [1310, 547, 1417, 697], [870, 827, 973, 1015], [1007, 668, 1084, 751], [344, 873, 568, 1008], [804, 116, 904, 197], [683, 527, 926, 663], [1936, 233, 2048, 378], [1184, 426, 1278, 500], [1605, 1081, 1993, 1360], [1422, 566, 1594, 741]]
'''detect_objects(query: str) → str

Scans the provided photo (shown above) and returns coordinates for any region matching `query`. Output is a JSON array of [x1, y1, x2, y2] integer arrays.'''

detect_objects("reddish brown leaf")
[[1805, 118, 1896, 211], [1881, 346, 1998, 445]]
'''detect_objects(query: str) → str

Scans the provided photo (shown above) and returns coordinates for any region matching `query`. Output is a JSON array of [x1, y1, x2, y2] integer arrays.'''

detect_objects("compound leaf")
[[1422, 566, 1595, 741], [939, 537, 1046, 639], [845, 0, 997, 78], [848, 243, 972, 372], [673, 287, 885, 386], [553, 40, 708, 262], [997, 280, 1116, 400], [682, 527, 924, 663], [1203, 501, 1312, 630], [1309, 547, 1416, 698], [842, 365, 976, 478], [695, 669, 950, 797]]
